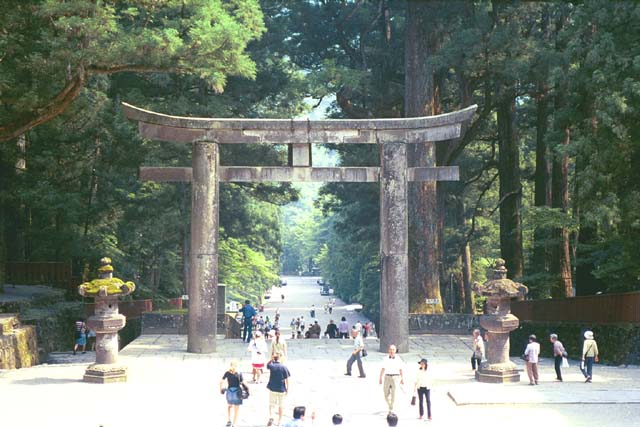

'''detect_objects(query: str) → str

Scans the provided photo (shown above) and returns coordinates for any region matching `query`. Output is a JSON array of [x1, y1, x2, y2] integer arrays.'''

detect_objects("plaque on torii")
[[122, 102, 477, 354]]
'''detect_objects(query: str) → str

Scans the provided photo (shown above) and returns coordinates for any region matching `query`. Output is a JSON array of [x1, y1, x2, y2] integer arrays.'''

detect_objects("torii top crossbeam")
[[122, 102, 477, 144]]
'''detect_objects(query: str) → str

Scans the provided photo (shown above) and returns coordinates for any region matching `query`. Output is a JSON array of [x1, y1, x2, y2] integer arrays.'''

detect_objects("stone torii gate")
[[122, 102, 477, 354]]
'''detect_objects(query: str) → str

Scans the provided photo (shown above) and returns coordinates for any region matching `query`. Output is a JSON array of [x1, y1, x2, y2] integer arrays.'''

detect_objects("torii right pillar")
[[380, 140, 409, 353]]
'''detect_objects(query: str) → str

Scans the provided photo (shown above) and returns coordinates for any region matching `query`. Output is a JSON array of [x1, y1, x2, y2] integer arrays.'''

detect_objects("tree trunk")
[[550, 126, 574, 297], [531, 82, 551, 297], [405, 0, 444, 313], [496, 82, 524, 279]]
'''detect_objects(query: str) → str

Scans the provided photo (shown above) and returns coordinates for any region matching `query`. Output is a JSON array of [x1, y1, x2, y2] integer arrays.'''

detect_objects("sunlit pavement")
[[1, 276, 639, 427]]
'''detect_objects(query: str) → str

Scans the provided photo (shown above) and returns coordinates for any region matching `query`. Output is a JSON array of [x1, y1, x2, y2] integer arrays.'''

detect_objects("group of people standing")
[[471, 328, 600, 385]]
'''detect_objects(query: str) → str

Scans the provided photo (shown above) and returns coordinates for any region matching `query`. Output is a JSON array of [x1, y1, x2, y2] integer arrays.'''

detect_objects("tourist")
[[331, 414, 343, 425], [291, 318, 297, 339], [471, 329, 484, 370], [310, 304, 316, 318], [523, 334, 541, 385], [281, 293, 285, 303], [308, 321, 321, 338], [550, 333, 567, 381], [414, 358, 432, 420], [267, 352, 290, 427], [248, 331, 268, 383], [239, 300, 257, 343], [379, 344, 404, 414], [345, 326, 366, 378], [87, 327, 96, 352], [282, 406, 315, 427], [270, 329, 288, 363], [219, 360, 247, 427], [325, 319, 338, 339], [338, 317, 349, 339], [386, 412, 398, 426], [73, 319, 87, 355], [581, 330, 599, 383], [299, 316, 306, 336]]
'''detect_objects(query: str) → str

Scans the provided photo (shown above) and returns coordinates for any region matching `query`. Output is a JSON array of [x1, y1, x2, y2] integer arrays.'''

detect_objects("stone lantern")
[[473, 259, 528, 383], [78, 257, 135, 383]]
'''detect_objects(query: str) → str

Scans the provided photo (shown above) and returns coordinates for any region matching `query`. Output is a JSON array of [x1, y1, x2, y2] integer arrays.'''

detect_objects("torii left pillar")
[[188, 142, 219, 353]]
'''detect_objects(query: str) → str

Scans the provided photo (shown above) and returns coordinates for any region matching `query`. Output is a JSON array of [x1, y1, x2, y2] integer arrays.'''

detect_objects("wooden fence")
[[3, 262, 77, 291], [511, 292, 640, 324]]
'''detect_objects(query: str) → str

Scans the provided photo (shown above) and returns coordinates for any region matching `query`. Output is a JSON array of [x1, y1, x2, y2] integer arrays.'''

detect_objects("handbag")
[[361, 348, 368, 357], [410, 395, 416, 406], [241, 383, 250, 399], [562, 357, 569, 368], [521, 353, 529, 362]]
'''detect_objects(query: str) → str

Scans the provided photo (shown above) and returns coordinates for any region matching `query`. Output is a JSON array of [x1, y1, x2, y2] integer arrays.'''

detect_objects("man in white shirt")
[[345, 326, 366, 377], [379, 344, 404, 413]]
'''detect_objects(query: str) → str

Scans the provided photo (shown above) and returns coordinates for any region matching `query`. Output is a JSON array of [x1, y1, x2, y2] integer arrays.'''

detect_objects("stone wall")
[[142, 312, 241, 338], [409, 313, 479, 334], [511, 321, 640, 366], [0, 314, 39, 369]]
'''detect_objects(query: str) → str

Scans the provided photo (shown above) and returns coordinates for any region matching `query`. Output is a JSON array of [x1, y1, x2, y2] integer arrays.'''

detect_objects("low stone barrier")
[[0, 313, 39, 369], [141, 312, 241, 338], [409, 313, 479, 334]]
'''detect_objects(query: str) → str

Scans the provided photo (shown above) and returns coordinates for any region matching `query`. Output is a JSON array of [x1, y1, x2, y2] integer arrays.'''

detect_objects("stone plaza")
[[1, 276, 639, 426]]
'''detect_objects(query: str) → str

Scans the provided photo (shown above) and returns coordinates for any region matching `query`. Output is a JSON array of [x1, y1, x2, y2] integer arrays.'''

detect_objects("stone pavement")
[[1, 276, 639, 427]]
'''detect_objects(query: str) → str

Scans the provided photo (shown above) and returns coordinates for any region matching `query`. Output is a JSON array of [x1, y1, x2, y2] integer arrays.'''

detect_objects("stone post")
[[473, 259, 528, 383], [188, 142, 219, 353], [380, 141, 409, 353], [79, 258, 135, 383]]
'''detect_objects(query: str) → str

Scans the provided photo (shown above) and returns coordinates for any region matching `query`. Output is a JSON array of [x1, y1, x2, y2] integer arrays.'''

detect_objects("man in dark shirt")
[[325, 319, 338, 339], [238, 300, 256, 343], [266, 353, 290, 427]]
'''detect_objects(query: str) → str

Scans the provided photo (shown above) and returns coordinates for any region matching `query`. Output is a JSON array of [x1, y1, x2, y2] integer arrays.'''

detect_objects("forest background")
[[1, 1, 639, 325]]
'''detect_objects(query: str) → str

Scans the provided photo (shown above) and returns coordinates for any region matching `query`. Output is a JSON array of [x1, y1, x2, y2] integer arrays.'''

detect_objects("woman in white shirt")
[[248, 331, 268, 383], [524, 334, 541, 385], [414, 358, 432, 420]]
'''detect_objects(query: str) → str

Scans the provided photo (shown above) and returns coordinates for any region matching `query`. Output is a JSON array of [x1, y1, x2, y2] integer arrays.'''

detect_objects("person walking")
[[239, 300, 257, 343], [270, 329, 288, 363], [581, 330, 599, 383], [471, 329, 484, 371], [219, 360, 247, 427], [267, 352, 290, 427], [414, 358, 432, 421], [338, 317, 349, 339], [379, 344, 404, 414], [524, 334, 541, 385], [550, 333, 567, 381], [73, 319, 87, 355], [248, 331, 268, 383], [345, 326, 366, 378]]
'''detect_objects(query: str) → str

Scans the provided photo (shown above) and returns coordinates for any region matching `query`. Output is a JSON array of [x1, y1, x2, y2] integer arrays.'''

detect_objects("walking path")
[[1, 276, 639, 426]]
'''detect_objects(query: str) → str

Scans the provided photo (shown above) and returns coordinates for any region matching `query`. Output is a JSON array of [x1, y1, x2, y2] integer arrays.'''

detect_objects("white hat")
[[584, 331, 594, 339]]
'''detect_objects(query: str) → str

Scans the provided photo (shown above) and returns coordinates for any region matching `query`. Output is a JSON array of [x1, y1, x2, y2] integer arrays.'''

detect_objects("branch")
[[462, 171, 499, 249], [0, 68, 86, 143], [87, 64, 182, 74], [489, 187, 522, 216], [336, 86, 369, 119]]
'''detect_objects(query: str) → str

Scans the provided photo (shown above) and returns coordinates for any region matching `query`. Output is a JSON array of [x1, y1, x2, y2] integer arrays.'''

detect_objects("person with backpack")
[[220, 360, 249, 427], [73, 319, 87, 355]]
